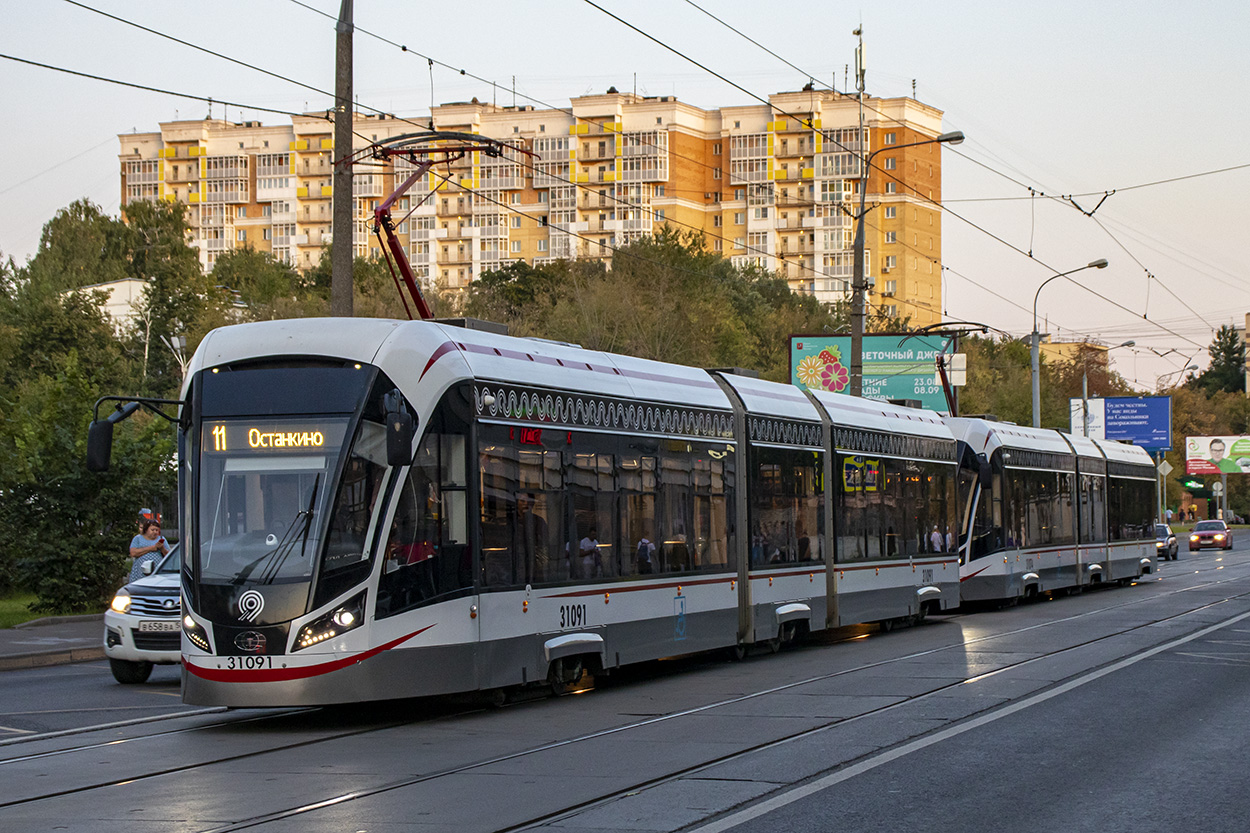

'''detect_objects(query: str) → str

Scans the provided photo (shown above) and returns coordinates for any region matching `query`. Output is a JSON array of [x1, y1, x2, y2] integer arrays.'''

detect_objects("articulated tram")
[[159, 317, 963, 706], [94, 317, 1156, 707], [949, 418, 1156, 603]]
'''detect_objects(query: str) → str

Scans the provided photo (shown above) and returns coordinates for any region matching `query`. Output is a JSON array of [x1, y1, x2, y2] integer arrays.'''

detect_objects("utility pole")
[[849, 26, 867, 397], [331, 0, 354, 317]]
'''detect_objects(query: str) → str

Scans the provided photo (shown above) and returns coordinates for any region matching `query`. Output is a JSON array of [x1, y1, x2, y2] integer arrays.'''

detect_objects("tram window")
[[479, 443, 518, 586], [750, 447, 822, 565], [658, 447, 694, 573], [319, 420, 388, 603], [377, 424, 474, 618], [620, 456, 657, 576]]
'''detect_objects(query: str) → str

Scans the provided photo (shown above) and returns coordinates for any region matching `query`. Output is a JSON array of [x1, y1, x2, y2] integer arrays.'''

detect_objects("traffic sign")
[[1212, 482, 1224, 495], [1158, 460, 1173, 477]]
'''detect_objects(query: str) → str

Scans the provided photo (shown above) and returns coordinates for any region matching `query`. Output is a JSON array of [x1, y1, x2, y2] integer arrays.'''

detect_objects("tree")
[[1196, 325, 1245, 395], [24, 200, 132, 293]]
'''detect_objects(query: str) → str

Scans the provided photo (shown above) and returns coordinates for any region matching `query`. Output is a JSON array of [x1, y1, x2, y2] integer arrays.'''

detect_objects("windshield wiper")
[[231, 474, 321, 586]]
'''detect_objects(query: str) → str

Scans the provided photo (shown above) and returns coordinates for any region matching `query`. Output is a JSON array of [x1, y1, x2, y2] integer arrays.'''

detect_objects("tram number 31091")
[[560, 604, 588, 629]]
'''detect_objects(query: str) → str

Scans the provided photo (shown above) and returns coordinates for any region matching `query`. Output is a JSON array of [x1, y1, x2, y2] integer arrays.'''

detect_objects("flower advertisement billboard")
[[789, 333, 952, 412]]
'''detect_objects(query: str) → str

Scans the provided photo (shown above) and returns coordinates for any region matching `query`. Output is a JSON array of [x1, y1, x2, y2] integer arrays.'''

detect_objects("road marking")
[[689, 607, 1250, 833], [0, 726, 35, 735]]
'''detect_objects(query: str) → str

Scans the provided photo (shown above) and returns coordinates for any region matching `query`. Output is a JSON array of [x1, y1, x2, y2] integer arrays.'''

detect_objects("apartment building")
[[119, 88, 948, 323]]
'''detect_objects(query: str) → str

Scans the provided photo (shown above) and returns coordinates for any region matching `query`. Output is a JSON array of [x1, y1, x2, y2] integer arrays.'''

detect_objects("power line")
[[0, 52, 316, 121]]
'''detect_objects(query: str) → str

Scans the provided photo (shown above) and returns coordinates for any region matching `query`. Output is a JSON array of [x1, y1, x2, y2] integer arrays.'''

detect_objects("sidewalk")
[[0, 614, 105, 672]]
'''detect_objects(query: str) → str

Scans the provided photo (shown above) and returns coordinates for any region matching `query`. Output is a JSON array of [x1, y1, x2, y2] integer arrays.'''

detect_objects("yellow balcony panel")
[[576, 173, 589, 183], [575, 123, 589, 135], [188, 146, 204, 157], [569, 149, 577, 160], [188, 193, 201, 204], [767, 170, 776, 181], [321, 185, 333, 197], [158, 147, 175, 159], [812, 119, 822, 129], [814, 136, 823, 153], [320, 138, 333, 150], [162, 193, 177, 203], [603, 172, 617, 182], [290, 139, 309, 151], [802, 168, 814, 179], [296, 186, 309, 198]]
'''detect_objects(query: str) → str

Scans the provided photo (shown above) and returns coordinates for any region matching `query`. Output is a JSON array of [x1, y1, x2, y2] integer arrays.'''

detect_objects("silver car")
[[103, 545, 181, 683]]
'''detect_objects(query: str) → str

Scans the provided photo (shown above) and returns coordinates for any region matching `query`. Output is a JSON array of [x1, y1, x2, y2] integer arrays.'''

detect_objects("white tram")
[[170, 318, 962, 706], [949, 418, 1156, 603]]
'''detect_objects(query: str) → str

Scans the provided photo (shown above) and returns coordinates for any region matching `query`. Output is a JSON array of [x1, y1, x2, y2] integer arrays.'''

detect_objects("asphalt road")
[[1, 545, 1247, 832]]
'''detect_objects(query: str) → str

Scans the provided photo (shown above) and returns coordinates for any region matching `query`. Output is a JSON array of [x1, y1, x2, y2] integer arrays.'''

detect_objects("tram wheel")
[[727, 643, 748, 662], [548, 657, 587, 696]]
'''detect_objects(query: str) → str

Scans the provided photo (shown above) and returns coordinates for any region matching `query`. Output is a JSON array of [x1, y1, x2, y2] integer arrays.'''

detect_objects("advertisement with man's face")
[[1185, 436, 1250, 475]]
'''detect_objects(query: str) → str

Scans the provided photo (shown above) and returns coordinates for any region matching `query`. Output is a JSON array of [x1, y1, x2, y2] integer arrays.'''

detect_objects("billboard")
[[790, 333, 953, 412], [1185, 435, 1250, 475], [1069, 396, 1172, 450]]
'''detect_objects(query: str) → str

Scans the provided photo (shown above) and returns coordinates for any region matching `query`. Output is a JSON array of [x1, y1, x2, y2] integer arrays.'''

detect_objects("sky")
[[2, 0, 1248, 391]]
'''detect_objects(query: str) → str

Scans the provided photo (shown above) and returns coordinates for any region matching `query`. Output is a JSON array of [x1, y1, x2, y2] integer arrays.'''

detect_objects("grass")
[[0, 593, 42, 629]]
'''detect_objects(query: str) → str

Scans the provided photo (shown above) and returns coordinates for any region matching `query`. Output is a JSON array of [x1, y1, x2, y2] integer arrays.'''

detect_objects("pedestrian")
[[1165, 507, 1173, 524], [578, 528, 601, 578], [129, 519, 169, 581], [929, 525, 944, 552]]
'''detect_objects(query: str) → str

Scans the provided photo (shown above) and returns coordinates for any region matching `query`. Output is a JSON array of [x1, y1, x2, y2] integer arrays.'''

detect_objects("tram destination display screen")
[[202, 419, 349, 457]]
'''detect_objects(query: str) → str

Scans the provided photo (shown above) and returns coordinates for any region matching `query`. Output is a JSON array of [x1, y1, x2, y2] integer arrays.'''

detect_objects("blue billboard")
[[1071, 395, 1171, 451], [790, 334, 952, 412]]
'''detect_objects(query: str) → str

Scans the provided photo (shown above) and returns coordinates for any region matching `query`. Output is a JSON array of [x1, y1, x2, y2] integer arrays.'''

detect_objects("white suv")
[[103, 546, 182, 683]]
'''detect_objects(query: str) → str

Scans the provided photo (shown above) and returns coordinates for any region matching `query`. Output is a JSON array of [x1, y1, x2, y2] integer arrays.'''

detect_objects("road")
[[1, 544, 1247, 833]]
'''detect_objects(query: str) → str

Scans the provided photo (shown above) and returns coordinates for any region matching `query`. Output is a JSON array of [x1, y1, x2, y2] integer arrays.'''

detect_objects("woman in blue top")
[[129, 520, 169, 582]]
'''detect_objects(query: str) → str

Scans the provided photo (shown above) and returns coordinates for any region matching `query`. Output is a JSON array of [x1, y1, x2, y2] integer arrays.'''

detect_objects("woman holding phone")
[[129, 519, 170, 582]]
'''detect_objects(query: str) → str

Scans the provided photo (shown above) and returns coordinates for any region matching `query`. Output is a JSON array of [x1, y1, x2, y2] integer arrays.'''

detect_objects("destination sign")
[[203, 419, 349, 455]]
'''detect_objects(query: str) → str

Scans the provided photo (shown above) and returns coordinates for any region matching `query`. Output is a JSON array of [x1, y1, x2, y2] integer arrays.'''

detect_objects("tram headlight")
[[110, 590, 132, 614], [293, 591, 367, 651], [182, 615, 211, 652]]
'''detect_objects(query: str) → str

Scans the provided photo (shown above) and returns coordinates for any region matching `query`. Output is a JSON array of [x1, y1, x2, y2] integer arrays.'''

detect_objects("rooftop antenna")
[[912, 79, 917, 98]]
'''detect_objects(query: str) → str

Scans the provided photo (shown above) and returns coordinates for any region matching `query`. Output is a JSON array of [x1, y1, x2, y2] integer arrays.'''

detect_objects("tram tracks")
[[3, 556, 1248, 828]]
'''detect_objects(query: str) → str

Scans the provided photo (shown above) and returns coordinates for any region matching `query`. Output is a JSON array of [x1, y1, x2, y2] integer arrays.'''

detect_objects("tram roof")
[[1061, 432, 1106, 462], [188, 318, 405, 381], [807, 388, 955, 440], [1092, 437, 1155, 467], [945, 418, 1075, 457], [714, 374, 821, 422]]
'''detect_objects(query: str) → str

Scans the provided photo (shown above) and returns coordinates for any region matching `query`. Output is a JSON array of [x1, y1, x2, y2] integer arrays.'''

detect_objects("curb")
[[0, 646, 106, 672], [12, 613, 105, 629]]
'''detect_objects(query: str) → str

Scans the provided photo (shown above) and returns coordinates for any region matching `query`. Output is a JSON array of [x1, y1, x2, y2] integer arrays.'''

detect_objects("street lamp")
[[1031, 258, 1109, 427], [849, 130, 965, 397], [1080, 339, 1134, 437]]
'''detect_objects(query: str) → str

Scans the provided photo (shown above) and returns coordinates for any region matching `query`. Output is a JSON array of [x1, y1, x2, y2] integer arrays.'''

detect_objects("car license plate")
[[138, 620, 180, 632]]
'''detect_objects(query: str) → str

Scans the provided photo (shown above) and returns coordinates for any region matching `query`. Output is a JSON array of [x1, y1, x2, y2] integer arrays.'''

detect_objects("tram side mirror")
[[386, 410, 417, 467], [977, 454, 992, 490], [86, 401, 141, 472], [86, 420, 114, 472]]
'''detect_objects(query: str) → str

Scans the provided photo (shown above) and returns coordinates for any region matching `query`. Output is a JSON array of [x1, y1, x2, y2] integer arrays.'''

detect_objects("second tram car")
[[950, 418, 1156, 603], [169, 318, 962, 706]]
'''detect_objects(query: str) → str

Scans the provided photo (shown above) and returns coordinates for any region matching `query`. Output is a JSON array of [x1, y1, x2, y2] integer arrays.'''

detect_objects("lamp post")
[[1031, 258, 1109, 427], [849, 130, 964, 397], [1081, 339, 1135, 437], [1158, 363, 1199, 523]]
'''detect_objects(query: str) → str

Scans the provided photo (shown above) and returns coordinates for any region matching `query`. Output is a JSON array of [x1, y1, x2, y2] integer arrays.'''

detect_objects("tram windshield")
[[198, 417, 350, 584]]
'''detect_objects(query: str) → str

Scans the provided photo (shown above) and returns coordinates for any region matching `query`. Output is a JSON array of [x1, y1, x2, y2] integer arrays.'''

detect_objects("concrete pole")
[[331, 0, 354, 317]]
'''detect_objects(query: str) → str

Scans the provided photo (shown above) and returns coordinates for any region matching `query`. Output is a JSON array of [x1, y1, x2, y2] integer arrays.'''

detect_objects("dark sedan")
[[1155, 524, 1178, 560], [1189, 520, 1233, 551]]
